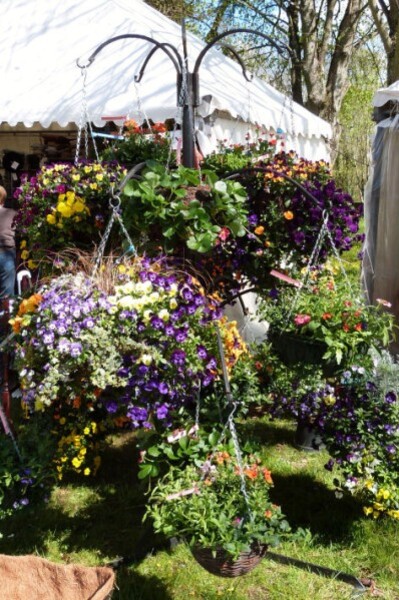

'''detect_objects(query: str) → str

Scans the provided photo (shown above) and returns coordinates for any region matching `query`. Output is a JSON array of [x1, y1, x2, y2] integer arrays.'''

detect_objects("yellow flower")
[[27, 260, 38, 270], [83, 427, 90, 435], [84, 166, 93, 173], [72, 174, 81, 182], [84, 468, 91, 476], [96, 174, 104, 181], [73, 200, 85, 213], [59, 417, 66, 425], [57, 202, 73, 218], [20, 240, 27, 249], [363, 506, 373, 516], [388, 510, 399, 519], [377, 488, 390, 500], [91, 422, 98, 434], [72, 457, 82, 468], [21, 250, 30, 260], [46, 213, 56, 225], [90, 183, 98, 190]]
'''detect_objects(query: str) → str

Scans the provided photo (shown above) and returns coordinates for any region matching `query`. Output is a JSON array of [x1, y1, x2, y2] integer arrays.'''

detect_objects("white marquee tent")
[[2, 0, 332, 162]]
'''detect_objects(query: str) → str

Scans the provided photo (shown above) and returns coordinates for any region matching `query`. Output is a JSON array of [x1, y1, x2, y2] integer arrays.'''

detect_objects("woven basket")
[[191, 544, 267, 577]]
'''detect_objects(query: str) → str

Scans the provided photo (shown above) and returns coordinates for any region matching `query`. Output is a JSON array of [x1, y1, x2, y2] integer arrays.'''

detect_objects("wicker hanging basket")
[[191, 543, 267, 577]]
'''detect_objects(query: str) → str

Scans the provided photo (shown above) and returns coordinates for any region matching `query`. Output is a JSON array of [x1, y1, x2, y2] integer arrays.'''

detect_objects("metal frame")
[[77, 22, 288, 168]]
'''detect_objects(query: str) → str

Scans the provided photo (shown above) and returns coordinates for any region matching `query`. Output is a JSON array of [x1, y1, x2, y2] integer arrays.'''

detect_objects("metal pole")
[[181, 19, 196, 168]]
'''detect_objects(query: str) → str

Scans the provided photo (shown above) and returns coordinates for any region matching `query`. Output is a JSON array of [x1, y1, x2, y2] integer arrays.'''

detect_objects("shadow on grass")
[[115, 569, 174, 600], [238, 418, 297, 448], [270, 471, 363, 544], [0, 431, 167, 562]]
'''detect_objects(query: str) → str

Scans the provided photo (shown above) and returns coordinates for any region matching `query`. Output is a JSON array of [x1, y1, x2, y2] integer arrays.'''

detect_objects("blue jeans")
[[0, 248, 16, 299]]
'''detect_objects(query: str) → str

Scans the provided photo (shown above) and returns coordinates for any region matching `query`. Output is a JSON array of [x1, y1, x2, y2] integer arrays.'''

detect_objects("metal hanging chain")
[[92, 190, 136, 277], [215, 324, 253, 517], [75, 66, 100, 165], [133, 80, 153, 134], [281, 212, 330, 331]]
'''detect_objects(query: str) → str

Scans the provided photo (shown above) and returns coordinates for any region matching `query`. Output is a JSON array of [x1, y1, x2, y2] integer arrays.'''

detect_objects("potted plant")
[[14, 160, 127, 273], [144, 449, 294, 576], [258, 263, 396, 371]]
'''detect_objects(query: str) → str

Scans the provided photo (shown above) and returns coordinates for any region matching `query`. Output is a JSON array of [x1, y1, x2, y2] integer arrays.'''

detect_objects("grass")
[[1, 418, 399, 599]]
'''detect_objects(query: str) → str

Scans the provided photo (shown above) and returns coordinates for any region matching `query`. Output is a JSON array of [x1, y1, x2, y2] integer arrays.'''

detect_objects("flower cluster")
[[12, 258, 227, 433], [14, 161, 126, 270], [320, 356, 399, 519], [209, 150, 362, 289], [145, 449, 292, 559]]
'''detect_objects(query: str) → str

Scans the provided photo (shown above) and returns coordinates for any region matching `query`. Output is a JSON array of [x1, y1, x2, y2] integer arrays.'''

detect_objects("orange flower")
[[254, 225, 265, 235], [264, 510, 273, 518], [243, 465, 258, 480], [283, 210, 294, 220], [343, 323, 350, 332], [263, 468, 273, 485], [322, 312, 332, 320]]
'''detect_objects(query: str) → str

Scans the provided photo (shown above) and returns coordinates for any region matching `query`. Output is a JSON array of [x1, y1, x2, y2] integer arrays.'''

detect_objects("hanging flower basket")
[[268, 328, 326, 364], [191, 543, 267, 578]]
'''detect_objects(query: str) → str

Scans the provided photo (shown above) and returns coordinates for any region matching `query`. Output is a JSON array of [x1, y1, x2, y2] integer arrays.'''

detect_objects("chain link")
[[75, 66, 100, 164]]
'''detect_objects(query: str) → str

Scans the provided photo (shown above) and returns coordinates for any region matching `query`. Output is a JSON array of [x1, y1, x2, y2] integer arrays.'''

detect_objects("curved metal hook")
[[217, 43, 253, 82], [116, 162, 147, 194], [193, 28, 289, 75], [134, 42, 183, 82], [76, 34, 182, 76]]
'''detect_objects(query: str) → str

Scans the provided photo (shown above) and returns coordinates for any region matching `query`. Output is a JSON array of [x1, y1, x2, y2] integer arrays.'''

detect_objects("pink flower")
[[294, 314, 311, 326], [218, 227, 230, 242]]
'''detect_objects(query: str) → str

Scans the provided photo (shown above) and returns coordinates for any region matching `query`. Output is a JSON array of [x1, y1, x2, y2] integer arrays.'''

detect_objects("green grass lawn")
[[1, 418, 399, 599]]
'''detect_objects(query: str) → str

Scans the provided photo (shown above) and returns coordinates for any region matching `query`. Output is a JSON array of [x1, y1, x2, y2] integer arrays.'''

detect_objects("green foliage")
[[121, 161, 248, 254], [144, 449, 297, 559]]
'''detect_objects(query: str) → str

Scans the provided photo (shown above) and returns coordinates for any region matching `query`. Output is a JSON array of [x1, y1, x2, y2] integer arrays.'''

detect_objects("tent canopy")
[[2, 0, 332, 160]]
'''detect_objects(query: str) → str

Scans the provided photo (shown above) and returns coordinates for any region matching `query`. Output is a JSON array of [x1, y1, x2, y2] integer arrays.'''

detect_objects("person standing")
[[0, 186, 17, 298]]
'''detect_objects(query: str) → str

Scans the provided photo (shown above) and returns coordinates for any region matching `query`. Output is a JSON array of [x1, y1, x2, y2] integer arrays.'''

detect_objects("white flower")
[[141, 353, 153, 366], [158, 308, 170, 322]]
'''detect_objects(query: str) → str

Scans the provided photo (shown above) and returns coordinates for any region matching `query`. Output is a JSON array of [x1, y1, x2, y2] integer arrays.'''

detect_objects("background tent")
[[1, 0, 332, 166], [362, 82, 399, 352]]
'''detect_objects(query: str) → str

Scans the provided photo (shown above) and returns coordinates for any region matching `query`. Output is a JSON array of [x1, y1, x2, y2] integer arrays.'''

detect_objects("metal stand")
[[77, 24, 287, 168]]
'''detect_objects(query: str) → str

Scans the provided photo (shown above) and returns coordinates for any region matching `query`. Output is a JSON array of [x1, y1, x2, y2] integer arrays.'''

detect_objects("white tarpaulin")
[[2, 0, 332, 161]]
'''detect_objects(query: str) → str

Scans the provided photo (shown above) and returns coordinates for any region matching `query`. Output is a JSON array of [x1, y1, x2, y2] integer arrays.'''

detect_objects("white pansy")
[[141, 353, 153, 366], [158, 308, 170, 322], [169, 298, 178, 310]]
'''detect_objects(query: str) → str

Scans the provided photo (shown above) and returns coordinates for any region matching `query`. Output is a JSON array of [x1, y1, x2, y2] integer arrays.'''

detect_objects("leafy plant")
[[144, 449, 294, 559], [121, 161, 248, 254]]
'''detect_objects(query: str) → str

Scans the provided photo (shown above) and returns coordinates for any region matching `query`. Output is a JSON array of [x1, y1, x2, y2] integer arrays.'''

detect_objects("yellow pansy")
[[20, 240, 27, 249], [96, 174, 104, 181], [57, 202, 73, 218], [72, 174, 81, 181], [21, 249, 30, 260], [73, 200, 85, 213], [46, 213, 56, 225], [363, 506, 373, 516]]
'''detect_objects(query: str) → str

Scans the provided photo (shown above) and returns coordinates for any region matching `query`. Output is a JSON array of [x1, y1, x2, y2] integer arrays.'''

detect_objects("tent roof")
[[2, 0, 332, 142], [373, 80, 399, 107]]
